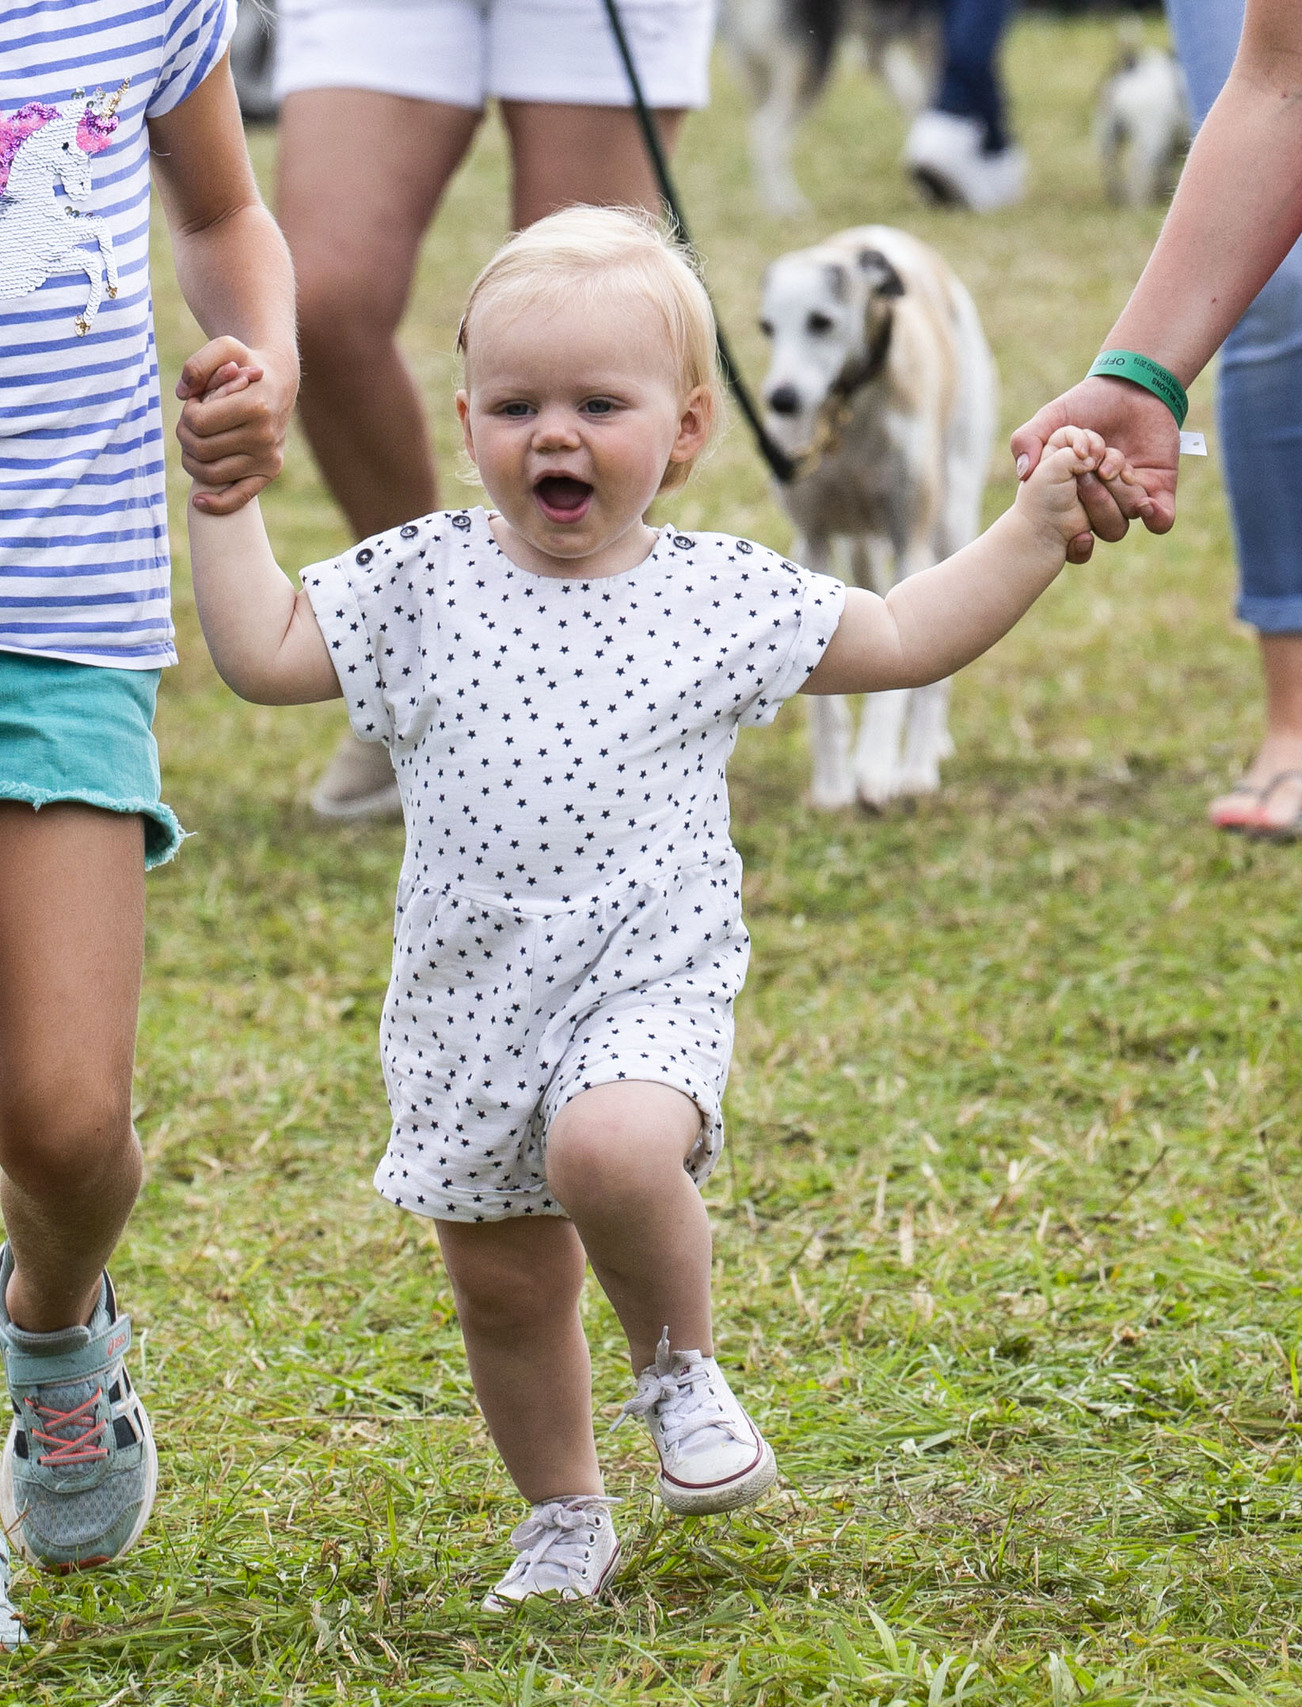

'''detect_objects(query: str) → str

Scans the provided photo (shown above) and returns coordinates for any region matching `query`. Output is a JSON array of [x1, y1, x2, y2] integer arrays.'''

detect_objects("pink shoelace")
[[27, 1387, 108, 1467]]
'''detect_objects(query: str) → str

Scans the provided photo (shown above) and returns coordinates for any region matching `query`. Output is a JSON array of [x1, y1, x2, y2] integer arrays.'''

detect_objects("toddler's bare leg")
[[436, 1216, 601, 1503], [547, 1082, 712, 1374]]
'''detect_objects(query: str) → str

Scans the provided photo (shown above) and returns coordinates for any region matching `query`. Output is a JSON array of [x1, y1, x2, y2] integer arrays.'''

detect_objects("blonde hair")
[[457, 205, 722, 492]]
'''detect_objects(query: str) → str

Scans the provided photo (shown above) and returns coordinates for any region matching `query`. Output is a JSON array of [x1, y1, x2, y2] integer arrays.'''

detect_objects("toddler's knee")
[[0, 1080, 135, 1195], [449, 1263, 567, 1341], [547, 1108, 670, 1216]]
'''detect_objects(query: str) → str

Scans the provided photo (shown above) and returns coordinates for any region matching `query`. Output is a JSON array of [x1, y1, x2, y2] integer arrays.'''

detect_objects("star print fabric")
[[302, 507, 846, 1222]]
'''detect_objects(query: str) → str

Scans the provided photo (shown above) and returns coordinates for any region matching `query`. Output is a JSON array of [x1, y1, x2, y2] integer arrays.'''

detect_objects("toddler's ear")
[[455, 390, 478, 465]]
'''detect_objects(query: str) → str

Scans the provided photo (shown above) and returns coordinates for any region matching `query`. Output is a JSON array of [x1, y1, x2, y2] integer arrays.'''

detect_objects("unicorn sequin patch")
[[0, 81, 127, 335]]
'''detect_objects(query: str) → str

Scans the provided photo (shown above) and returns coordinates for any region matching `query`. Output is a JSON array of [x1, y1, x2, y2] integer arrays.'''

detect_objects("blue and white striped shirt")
[[0, 0, 235, 667]]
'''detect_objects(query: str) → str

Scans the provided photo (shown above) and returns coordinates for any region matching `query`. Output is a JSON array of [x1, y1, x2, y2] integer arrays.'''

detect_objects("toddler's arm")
[[188, 492, 340, 705], [803, 429, 1145, 696]]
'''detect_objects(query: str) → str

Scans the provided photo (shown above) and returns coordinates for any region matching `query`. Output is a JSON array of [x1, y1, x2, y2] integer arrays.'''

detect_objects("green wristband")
[[1087, 350, 1188, 428]]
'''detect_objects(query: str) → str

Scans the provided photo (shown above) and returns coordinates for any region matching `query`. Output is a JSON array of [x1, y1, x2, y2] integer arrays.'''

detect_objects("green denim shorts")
[[0, 650, 183, 869]]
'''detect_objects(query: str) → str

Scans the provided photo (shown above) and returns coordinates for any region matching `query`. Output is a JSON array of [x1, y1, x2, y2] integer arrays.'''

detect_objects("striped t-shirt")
[[1, 0, 235, 668]]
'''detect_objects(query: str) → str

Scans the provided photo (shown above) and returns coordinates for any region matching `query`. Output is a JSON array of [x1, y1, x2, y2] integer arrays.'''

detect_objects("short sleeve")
[[147, 0, 237, 118], [301, 513, 447, 747], [738, 555, 847, 728], [302, 555, 391, 744]]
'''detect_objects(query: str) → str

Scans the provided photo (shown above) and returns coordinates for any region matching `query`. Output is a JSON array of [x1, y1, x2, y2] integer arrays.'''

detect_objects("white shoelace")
[[616, 1328, 751, 1453], [495, 1497, 617, 1596]]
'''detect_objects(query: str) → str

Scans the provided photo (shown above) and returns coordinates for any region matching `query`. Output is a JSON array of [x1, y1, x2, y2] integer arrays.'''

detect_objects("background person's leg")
[[277, 91, 481, 541], [501, 101, 683, 229], [905, 0, 1025, 211], [1167, 0, 1302, 833], [277, 91, 480, 819]]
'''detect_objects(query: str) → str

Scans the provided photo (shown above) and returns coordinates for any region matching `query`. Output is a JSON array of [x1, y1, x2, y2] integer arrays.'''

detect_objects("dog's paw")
[[853, 760, 902, 809], [893, 760, 942, 798], [808, 780, 858, 811]]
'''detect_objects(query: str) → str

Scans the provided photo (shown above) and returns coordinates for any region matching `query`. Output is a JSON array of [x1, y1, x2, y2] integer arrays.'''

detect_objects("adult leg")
[[436, 1215, 602, 1502], [1168, 0, 1302, 832], [278, 91, 480, 817], [0, 805, 145, 1332], [276, 91, 482, 539], [501, 101, 683, 229], [904, 0, 1024, 211], [546, 1081, 711, 1375]]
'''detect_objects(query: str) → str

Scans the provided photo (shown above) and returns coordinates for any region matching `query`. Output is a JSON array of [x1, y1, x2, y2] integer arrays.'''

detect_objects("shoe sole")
[[0, 1403, 158, 1574], [657, 1440, 778, 1516], [481, 1541, 622, 1612]]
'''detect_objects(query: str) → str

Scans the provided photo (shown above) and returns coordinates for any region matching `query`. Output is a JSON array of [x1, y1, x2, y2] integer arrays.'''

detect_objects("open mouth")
[[534, 475, 594, 523]]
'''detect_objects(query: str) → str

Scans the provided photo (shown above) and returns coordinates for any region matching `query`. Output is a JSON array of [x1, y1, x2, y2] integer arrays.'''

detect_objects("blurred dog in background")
[[760, 225, 996, 809], [724, 0, 940, 216], [1095, 30, 1189, 207]]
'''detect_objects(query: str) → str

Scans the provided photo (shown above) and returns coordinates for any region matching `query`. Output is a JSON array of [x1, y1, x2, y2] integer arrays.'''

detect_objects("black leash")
[[600, 0, 799, 484]]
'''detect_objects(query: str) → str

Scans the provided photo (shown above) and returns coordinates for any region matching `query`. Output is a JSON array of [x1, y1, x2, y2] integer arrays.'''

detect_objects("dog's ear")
[[856, 248, 905, 299], [824, 261, 850, 303]]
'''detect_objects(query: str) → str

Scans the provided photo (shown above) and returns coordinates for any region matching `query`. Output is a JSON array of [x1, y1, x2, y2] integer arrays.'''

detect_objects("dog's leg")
[[842, 532, 908, 808], [750, 39, 815, 217], [802, 536, 856, 809], [897, 675, 953, 795]]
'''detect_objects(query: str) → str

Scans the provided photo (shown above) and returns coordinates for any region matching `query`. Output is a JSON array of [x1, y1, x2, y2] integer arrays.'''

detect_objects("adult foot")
[[1244, 769, 1302, 839], [904, 110, 1027, 212], [0, 1248, 157, 1572], [309, 730, 402, 821]]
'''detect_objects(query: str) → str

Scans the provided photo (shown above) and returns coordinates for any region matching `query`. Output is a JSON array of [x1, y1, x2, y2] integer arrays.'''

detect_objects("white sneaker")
[[617, 1329, 776, 1515], [482, 1496, 620, 1611], [905, 109, 1027, 212], [309, 731, 402, 821]]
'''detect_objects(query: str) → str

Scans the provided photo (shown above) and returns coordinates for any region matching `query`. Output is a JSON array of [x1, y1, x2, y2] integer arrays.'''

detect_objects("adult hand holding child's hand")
[[1011, 378, 1177, 563], [177, 334, 298, 514]]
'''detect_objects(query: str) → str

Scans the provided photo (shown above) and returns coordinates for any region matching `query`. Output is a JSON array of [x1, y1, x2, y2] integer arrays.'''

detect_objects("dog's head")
[[759, 242, 904, 456]]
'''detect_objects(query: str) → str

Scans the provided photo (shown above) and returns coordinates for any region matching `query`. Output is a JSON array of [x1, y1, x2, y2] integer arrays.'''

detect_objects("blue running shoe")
[[0, 1246, 156, 1573]]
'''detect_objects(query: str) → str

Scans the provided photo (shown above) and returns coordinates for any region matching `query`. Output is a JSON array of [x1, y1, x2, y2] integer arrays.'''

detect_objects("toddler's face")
[[456, 290, 709, 578]]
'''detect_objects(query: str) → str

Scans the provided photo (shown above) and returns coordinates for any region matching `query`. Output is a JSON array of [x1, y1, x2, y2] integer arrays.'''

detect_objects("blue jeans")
[[935, 0, 1017, 154], [1167, 0, 1302, 633]]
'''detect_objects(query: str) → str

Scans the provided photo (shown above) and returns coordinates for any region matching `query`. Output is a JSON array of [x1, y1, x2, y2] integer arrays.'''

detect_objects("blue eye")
[[584, 399, 615, 416], [501, 401, 534, 417]]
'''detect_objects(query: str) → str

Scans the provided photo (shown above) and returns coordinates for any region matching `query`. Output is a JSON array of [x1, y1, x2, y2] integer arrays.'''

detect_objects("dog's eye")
[[758, 318, 774, 338], [806, 312, 835, 336]]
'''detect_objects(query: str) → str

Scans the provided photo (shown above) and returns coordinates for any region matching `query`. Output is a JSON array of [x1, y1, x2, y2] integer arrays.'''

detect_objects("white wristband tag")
[[1179, 431, 1207, 456]]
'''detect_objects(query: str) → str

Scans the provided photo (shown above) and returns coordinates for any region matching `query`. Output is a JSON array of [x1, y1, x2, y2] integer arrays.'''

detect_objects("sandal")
[[1208, 777, 1266, 831], [1243, 770, 1302, 842]]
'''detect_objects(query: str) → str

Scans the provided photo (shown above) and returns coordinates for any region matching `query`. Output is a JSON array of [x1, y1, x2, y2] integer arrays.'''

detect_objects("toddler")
[[188, 206, 1143, 1609]]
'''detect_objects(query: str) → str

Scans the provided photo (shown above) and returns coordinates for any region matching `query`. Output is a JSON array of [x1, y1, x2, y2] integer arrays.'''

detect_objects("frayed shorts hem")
[[0, 784, 185, 870]]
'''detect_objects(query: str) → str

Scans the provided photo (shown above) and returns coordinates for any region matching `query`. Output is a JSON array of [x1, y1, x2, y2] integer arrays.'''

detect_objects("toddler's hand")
[[1015, 425, 1154, 556], [176, 334, 297, 514]]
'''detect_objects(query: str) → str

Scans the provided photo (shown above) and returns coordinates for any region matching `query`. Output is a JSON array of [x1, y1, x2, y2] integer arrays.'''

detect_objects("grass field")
[[8, 14, 1302, 1705]]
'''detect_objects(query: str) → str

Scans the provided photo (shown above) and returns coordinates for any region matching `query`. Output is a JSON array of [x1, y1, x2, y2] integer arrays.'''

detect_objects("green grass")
[[8, 15, 1302, 1704]]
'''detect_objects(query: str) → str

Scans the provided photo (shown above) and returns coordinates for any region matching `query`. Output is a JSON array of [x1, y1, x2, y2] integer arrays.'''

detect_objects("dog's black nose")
[[766, 384, 801, 416]]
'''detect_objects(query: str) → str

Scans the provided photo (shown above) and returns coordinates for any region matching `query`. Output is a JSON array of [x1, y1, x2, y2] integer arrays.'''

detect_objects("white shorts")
[[274, 0, 716, 110], [374, 861, 749, 1222]]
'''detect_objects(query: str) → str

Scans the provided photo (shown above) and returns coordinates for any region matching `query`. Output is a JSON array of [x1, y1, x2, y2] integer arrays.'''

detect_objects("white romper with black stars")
[[303, 507, 846, 1223]]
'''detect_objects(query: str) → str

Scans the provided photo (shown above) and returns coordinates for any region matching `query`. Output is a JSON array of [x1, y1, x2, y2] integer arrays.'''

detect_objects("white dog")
[[723, 0, 939, 216], [1095, 36, 1190, 208], [760, 225, 996, 810]]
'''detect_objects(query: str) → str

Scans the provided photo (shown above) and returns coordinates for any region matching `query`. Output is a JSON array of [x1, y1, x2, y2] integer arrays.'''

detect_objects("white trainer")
[[617, 1329, 776, 1515], [904, 109, 1027, 212], [482, 1496, 620, 1611]]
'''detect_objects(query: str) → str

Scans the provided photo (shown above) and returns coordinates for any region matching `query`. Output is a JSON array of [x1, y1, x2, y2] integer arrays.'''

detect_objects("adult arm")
[[1010, 0, 1302, 558], [188, 494, 340, 704], [149, 52, 299, 513]]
